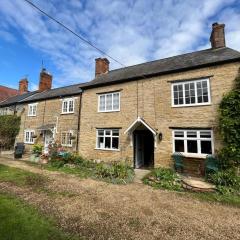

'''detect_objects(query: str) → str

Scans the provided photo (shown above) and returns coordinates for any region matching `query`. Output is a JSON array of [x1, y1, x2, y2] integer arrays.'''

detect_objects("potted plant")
[[30, 144, 43, 162]]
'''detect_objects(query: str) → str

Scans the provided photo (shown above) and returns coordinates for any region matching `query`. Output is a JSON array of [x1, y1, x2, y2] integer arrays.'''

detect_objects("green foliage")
[[95, 161, 134, 183], [0, 193, 77, 240], [143, 168, 183, 191], [218, 68, 240, 168], [32, 144, 43, 156], [0, 115, 20, 149]]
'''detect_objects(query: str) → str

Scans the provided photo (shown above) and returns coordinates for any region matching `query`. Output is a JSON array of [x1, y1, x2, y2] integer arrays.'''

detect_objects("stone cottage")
[[1, 22, 240, 175]]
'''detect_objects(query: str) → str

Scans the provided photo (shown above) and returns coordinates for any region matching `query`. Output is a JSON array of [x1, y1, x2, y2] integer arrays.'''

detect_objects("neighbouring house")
[[0, 85, 18, 102], [1, 22, 240, 176]]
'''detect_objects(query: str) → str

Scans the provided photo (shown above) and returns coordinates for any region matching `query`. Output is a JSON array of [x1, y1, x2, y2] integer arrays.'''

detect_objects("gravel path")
[[0, 157, 239, 240]]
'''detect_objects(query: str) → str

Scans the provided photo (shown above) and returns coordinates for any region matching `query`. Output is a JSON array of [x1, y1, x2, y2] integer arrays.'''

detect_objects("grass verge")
[[0, 193, 78, 240]]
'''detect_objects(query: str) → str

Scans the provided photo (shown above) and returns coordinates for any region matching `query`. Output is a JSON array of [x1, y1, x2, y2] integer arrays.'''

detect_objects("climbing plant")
[[218, 68, 240, 168], [0, 115, 21, 150]]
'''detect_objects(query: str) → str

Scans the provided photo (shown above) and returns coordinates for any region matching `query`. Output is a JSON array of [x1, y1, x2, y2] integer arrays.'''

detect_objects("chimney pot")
[[210, 22, 226, 49], [19, 78, 28, 95], [39, 69, 52, 91], [95, 58, 110, 77]]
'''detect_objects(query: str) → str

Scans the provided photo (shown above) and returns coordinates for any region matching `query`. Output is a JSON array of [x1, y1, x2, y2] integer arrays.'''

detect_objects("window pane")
[[105, 137, 111, 148], [202, 80, 207, 88], [99, 95, 105, 111], [105, 130, 111, 135], [112, 137, 119, 149], [106, 94, 112, 111], [187, 131, 197, 138], [200, 131, 211, 138], [173, 85, 178, 92], [186, 97, 190, 104], [187, 140, 198, 153], [174, 131, 184, 137], [201, 141, 212, 154], [113, 93, 119, 110], [174, 98, 178, 105], [98, 130, 104, 136], [175, 140, 184, 152], [179, 98, 183, 104], [112, 130, 119, 136], [68, 100, 74, 112], [98, 137, 104, 148], [203, 95, 208, 103]]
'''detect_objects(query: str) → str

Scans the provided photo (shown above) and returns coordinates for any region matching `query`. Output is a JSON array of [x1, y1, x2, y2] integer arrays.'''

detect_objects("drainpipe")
[[76, 90, 83, 152]]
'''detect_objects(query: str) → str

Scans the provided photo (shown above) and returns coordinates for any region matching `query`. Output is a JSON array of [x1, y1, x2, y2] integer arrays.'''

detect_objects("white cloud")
[[0, 0, 239, 87]]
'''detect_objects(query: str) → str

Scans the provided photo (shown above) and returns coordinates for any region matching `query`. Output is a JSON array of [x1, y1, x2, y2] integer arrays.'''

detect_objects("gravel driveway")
[[0, 157, 239, 240]]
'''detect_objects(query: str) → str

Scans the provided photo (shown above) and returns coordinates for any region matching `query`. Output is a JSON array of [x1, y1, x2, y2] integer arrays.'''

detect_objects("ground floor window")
[[24, 130, 35, 144], [173, 129, 213, 155], [61, 131, 73, 147], [96, 129, 119, 150]]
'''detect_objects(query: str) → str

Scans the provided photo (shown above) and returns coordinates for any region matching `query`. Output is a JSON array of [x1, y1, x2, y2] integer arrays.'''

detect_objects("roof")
[[0, 85, 19, 102], [81, 47, 240, 89], [0, 91, 37, 107], [37, 123, 55, 131], [0, 83, 84, 107], [19, 83, 84, 103]]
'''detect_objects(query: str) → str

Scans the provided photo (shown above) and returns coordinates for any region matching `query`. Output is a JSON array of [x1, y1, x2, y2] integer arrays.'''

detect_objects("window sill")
[[172, 103, 211, 108], [28, 115, 36, 117], [95, 148, 120, 152], [61, 145, 73, 147], [61, 112, 74, 115], [24, 142, 34, 145], [98, 110, 120, 113], [180, 153, 208, 159]]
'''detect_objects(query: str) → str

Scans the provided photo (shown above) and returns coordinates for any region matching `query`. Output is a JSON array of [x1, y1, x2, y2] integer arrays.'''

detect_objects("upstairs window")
[[98, 92, 120, 112], [173, 129, 213, 155], [28, 103, 37, 116], [96, 129, 119, 150], [172, 79, 210, 107], [62, 98, 74, 114], [24, 130, 35, 144], [61, 131, 73, 147]]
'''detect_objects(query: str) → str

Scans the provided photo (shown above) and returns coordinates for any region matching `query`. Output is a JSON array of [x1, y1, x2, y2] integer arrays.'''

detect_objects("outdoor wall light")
[[158, 132, 163, 141]]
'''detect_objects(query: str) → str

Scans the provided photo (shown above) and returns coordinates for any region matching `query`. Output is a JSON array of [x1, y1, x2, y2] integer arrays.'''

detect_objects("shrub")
[[208, 169, 240, 189], [0, 115, 20, 150], [49, 159, 65, 168], [144, 168, 182, 191], [32, 144, 43, 156], [218, 68, 240, 168], [95, 162, 134, 183]]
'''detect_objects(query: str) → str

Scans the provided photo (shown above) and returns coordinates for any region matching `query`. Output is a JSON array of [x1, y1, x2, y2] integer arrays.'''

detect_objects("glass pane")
[[112, 130, 119, 136], [187, 140, 198, 153], [190, 83, 195, 89], [174, 131, 184, 137], [98, 130, 104, 136], [113, 93, 119, 110], [186, 97, 190, 104], [173, 85, 178, 92], [187, 131, 197, 138], [112, 137, 119, 149], [68, 100, 74, 112], [179, 98, 183, 104], [99, 95, 105, 111], [105, 130, 111, 135], [198, 96, 203, 103], [191, 97, 195, 103], [200, 131, 211, 138], [98, 137, 104, 148], [174, 91, 178, 99], [185, 90, 189, 98], [106, 94, 112, 111], [201, 141, 212, 154], [202, 80, 207, 88], [105, 137, 111, 148], [185, 83, 189, 90], [203, 95, 208, 102], [175, 140, 184, 152], [174, 98, 178, 105], [178, 85, 183, 91]]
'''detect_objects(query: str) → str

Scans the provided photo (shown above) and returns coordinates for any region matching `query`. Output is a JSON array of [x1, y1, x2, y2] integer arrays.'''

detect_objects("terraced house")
[[1, 23, 240, 175]]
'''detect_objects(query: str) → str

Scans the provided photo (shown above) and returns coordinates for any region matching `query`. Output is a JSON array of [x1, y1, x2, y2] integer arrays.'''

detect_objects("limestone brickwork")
[[79, 62, 240, 168]]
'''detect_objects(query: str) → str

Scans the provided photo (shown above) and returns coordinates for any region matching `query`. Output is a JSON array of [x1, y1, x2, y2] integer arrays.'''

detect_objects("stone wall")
[[79, 62, 240, 167]]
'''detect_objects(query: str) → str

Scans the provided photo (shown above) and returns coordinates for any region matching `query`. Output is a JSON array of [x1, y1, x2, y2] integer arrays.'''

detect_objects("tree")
[[219, 68, 240, 168]]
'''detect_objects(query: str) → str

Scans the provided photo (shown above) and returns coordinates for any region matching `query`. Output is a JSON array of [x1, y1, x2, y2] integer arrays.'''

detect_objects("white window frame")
[[171, 78, 211, 107], [61, 98, 74, 114], [95, 129, 120, 151], [24, 129, 35, 144], [172, 129, 214, 158], [98, 92, 120, 112], [28, 103, 37, 116], [61, 131, 73, 147]]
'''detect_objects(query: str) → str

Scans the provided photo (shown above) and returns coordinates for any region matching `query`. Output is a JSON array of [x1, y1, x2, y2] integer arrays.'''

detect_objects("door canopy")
[[124, 117, 157, 136]]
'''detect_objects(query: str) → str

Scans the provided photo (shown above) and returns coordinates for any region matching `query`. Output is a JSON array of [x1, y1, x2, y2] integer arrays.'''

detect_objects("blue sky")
[[0, 0, 240, 90]]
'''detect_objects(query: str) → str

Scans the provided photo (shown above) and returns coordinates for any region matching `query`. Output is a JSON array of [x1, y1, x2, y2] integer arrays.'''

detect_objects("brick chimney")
[[39, 68, 52, 91], [19, 78, 28, 95], [210, 22, 226, 49], [95, 58, 109, 77]]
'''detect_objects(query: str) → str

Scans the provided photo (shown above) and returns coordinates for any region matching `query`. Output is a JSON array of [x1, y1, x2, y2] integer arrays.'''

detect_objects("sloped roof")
[[0, 85, 19, 102], [19, 83, 84, 103], [81, 47, 240, 89]]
